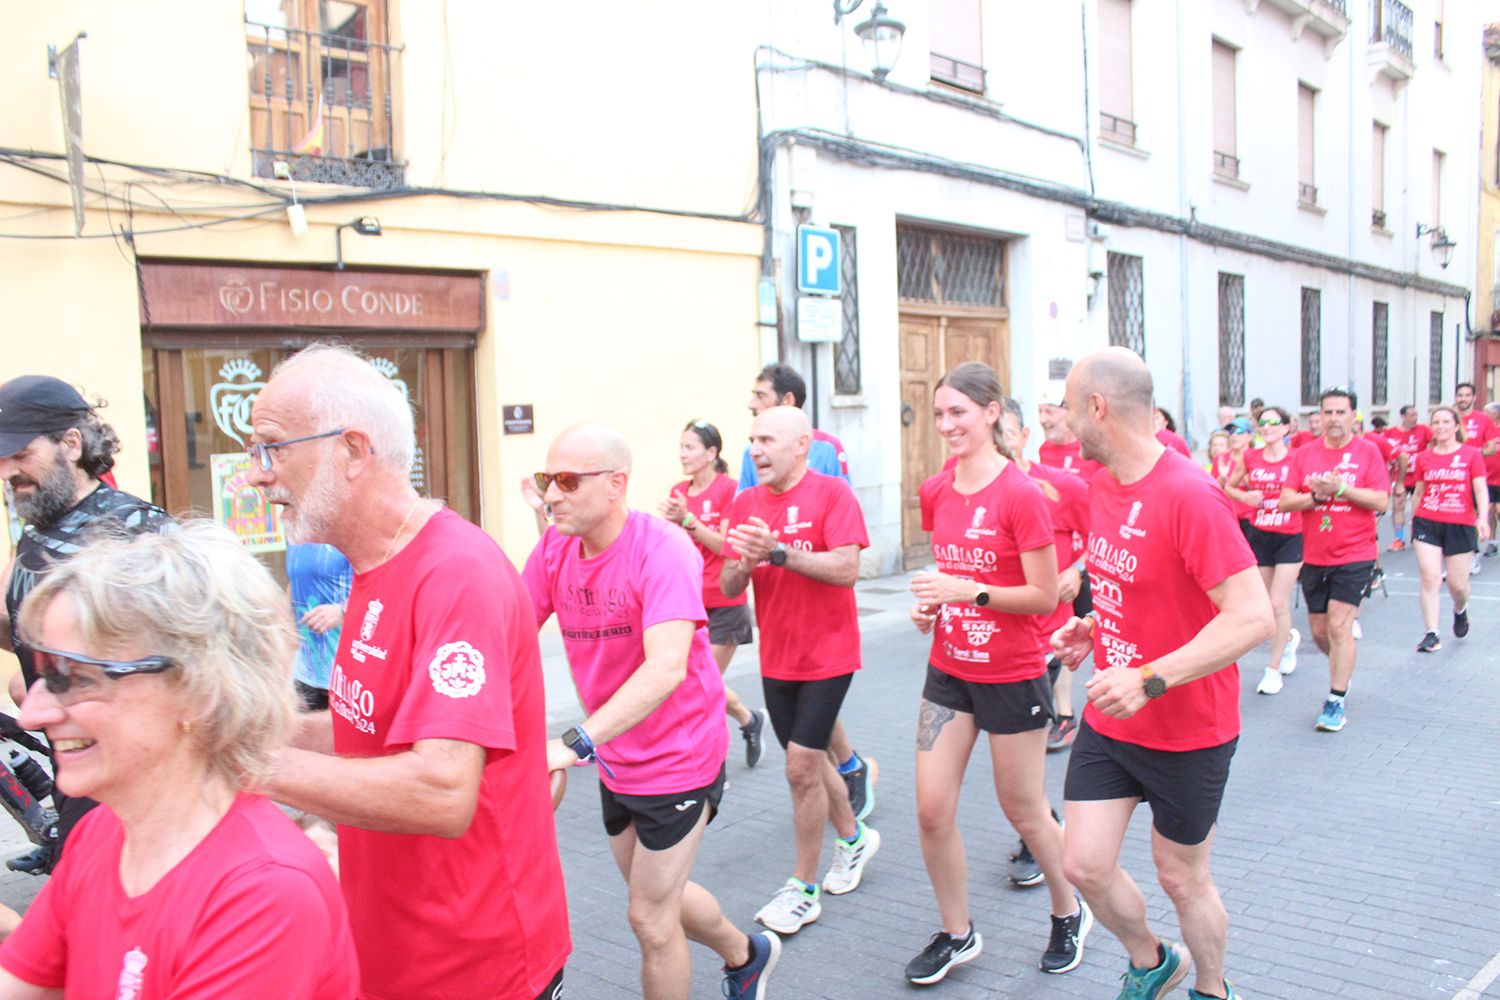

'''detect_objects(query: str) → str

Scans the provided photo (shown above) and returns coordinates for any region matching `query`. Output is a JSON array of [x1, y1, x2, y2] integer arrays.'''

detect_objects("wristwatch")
[[768, 543, 788, 567], [974, 586, 990, 607], [561, 726, 595, 763], [1140, 663, 1168, 699]]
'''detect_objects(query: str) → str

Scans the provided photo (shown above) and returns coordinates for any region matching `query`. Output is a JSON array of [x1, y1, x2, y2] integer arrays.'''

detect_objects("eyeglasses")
[[532, 470, 616, 494], [1258, 416, 1283, 427], [247, 429, 347, 471], [28, 645, 176, 705]]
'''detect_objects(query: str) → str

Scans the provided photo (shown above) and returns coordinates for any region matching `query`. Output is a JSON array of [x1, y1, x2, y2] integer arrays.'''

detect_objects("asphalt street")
[[0, 534, 1496, 998]]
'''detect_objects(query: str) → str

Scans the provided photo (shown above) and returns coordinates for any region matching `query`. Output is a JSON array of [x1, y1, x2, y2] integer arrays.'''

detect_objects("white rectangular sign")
[[797, 295, 843, 343]]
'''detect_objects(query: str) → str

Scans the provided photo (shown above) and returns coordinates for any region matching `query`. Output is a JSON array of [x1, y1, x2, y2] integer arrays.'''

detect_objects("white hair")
[[272, 343, 416, 474]]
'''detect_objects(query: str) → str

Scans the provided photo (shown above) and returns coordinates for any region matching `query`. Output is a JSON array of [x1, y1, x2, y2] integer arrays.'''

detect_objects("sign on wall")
[[797, 225, 842, 295], [210, 453, 285, 554]]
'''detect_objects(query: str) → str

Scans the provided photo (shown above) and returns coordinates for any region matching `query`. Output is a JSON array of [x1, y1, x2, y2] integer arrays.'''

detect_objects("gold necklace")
[[382, 497, 422, 563]]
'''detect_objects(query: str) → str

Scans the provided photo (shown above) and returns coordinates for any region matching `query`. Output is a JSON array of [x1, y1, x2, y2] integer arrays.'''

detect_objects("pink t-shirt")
[[672, 473, 747, 610], [1388, 424, 1433, 487], [523, 511, 728, 795], [1287, 437, 1389, 566], [1084, 449, 1255, 751], [0, 795, 359, 999], [1242, 447, 1299, 534], [919, 462, 1054, 683], [1038, 438, 1103, 481], [1024, 460, 1090, 635], [1213, 452, 1255, 521], [1156, 428, 1191, 457], [1461, 411, 1500, 484], [333, 509, 570, 1000], [722, 470, 870, 681], [1415, 445, 1486, 524]]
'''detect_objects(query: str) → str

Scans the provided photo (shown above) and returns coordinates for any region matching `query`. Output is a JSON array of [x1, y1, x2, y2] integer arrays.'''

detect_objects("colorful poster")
[[210, 453, 284, 554]]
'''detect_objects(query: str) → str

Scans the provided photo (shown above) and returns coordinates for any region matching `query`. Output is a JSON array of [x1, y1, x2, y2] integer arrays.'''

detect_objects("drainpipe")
[[1346, 19, 1358, 393], [1174, 0, 1192, 445]]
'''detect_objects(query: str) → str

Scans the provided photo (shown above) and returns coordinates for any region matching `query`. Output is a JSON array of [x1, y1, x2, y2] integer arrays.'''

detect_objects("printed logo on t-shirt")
[[351, 598, 389, 663], [1099, 631, 1140, 669], [429, 640, 487, 699], [330, 663, 378, 734], [115, 947, 148, 1000], [963, 505, 997, 541], [781, 504, 814, 536], [1118, 501, 1148, 541], [1089, 536, 1139, 582]]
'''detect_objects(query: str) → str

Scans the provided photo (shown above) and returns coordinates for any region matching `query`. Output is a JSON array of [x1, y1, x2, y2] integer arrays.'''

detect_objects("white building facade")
[[755, 0, 1483, 575]]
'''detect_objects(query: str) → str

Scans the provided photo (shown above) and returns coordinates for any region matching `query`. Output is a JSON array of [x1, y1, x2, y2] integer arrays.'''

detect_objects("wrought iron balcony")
[[1214, 150, 1241, 180], [930, 52, 985, 94], [1251, 0, 1351, 55], [1298, 182, 1318, 206], [1371, 208, 1388, 229], [1369, 0, 1415, 83], [1100, 112, 1137, 146]]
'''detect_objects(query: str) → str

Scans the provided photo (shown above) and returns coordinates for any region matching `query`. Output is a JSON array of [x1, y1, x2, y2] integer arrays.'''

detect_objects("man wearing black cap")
[[0, 375, 171, 871]]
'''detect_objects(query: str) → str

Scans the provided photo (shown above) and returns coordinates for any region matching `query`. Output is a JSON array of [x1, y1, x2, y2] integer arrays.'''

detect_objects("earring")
[[180, 720, 192, 735]]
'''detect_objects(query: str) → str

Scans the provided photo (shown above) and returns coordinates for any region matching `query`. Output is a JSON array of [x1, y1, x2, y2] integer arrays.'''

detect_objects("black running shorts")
[[1243, 524, 1304, 567], [599, 765, 725, 851], [707, 603, 754, 646], [762, 674, 853, 751], [1064, 719, 1237, 846], [1299, 560, 1375, 614], [1489, 485, 1500, 505], [921, 664, 1054, 735], [1412, 517, 1479, 557], [533, 967, 564, 1000]]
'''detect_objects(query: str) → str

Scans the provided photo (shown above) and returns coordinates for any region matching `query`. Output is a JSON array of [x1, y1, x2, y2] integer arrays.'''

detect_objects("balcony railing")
[[1372, 208, 1388, 228], [1322, 0, 1347, 13], [1100, 112, 1137, 146], [1214, 150, 1241, 179], [1298, 182, 1318, 205], [1370, 0, 1413, 60], [930, 53, 985, 94], [247, 18, 405, 189]]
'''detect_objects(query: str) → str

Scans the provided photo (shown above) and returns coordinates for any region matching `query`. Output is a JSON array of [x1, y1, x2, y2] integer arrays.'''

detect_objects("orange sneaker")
[[1387, 539, 1406, 552]]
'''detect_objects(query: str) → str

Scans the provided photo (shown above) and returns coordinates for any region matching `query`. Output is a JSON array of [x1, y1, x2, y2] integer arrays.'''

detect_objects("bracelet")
[[1335, 481, 1347, 499], [682, 512, 696, 530]]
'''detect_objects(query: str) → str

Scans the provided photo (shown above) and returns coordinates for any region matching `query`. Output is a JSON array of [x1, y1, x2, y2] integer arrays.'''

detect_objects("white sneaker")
[[1472, 556, 1483, 576], [822, 822, 881, 895], [1256, 667, 1283, 695], [755, 879, 821, 935], [1351, 619, 1363, 640], [1280, 628, 1300, 675]]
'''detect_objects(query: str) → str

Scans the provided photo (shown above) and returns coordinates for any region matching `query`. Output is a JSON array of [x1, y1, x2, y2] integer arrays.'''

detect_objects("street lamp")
[[1416, 222, 1457, 269], [334, 216, 382, 270], [833, 0, 906, 81]]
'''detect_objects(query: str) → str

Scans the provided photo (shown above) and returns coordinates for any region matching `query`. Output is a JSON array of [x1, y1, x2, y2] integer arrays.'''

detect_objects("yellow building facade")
[[1477, 23, 1500, 396], [2, 1, 764, 573]]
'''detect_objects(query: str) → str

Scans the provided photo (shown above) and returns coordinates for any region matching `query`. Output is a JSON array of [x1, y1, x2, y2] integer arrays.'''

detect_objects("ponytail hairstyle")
[[684, 420, 728, 473], [936, 362, 1012, 460]]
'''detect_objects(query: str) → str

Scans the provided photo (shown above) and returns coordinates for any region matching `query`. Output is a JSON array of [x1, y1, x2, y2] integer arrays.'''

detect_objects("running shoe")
[[1351, 619, 1363, 641], [722, 931, 780, 999], [754, 879, 821, 935], [1047, 716, 1078, 753], [1387, 538, 1406, 552], [741, 710, 765, 769], [1187, 983, 1239, 1000], [842, 755, 877, 822], [1040, 897, 1093, 974], [822, 822, 881, 894], [1315, 698, 1346, 732], [1009, 840, 1044, 887], [1255, 667, 1283, 695], [1487, 541, 1499, 557], [1473, 555, 1484, 576], [1116, 941, 1189, 1000], [1417, 631, 1442, 653], [1454, 608, 1470, 639], [1280, 627, 1300, 674], [905, 926, 983, 985]]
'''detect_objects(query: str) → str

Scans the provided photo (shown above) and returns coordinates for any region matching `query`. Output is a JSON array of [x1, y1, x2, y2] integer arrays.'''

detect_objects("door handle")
[[901, 402, 915, 427]]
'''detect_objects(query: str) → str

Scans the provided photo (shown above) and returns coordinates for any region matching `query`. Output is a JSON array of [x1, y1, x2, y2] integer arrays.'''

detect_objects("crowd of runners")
[[0, 344, 1487, 999]]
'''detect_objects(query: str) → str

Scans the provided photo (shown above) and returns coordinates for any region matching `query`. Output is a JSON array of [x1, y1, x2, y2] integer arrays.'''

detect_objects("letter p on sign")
[[797, 225, 841, 295]]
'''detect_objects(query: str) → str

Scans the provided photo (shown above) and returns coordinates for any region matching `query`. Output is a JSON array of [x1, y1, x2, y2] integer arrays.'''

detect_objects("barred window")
[[1430, 311, 1445, 404], [1107, 252, 1146, 358], [833, 225, 860, 395], [1372, 302, 1389, 407], [1217, 273, 1245, 406], [896, 226, 1005, 307], [1300, 288, 1321, 406]]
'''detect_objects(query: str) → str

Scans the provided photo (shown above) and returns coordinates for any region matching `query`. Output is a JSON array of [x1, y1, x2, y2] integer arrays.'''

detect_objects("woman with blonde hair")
[[0, 521, 358, 998]]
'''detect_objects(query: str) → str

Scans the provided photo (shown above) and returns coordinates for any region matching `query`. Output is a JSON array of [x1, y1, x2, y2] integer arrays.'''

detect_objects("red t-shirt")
[[1242, 447, 1299, 534], [1156, 428, 1191, 457], [813, 427, 851, 476], [1388, 424, 1433, 487], [919, 462, 1054, 683], [1026, 460, 1090, 635], [1286, 437, 1389, 566], [1487, 446, 1500, 487], [722, 470, 870, 681], [673, 473, 747, 609], [1213, 452, 1254, 521], [0, 796, 358, 999], [1290, 430, 1315, 449], [332, 510, 569, 1000], [1461, 411, 1500, 485], [1415, 445, 1486, 525], [1037, 438, 1103, 481], [1083, 449, 1255, 751]]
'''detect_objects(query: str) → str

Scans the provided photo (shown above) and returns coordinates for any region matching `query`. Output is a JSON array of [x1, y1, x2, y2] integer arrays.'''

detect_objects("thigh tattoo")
[[916, 700, 956, 752]]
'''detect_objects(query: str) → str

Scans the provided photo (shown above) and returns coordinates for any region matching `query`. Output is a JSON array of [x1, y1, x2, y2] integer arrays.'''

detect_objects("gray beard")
[[13, 453, 81, 530]]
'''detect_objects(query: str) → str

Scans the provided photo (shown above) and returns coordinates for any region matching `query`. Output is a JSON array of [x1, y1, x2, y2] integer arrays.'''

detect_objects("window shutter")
[[1212, 41, 1237, 159], [1098, 0, 1134, 122], [1372, 123, 1386, 213], [1297, 85, 1315, 188], [930, 0, 982, 67]]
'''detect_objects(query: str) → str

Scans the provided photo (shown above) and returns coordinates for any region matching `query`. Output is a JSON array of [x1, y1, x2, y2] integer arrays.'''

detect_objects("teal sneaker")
[[1117, 940, 1189, 1000], [1315, 698, 1347, 732], [1186, 981, 1237, 1000]]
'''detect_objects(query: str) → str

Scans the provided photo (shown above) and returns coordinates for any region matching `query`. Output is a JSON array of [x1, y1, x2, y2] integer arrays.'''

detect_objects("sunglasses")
[[1258, 416, 1284, 427], [248, 428, 346, 471], [29, 645, 176, 705], [532, 470, 616, 494]]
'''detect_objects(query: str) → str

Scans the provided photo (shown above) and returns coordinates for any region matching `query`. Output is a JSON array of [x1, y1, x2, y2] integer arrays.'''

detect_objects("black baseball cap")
[[0, 376, 93, 457]]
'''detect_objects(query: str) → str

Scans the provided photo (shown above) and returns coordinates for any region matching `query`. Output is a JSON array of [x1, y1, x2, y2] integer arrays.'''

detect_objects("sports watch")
[[974, 587, 990, 607], [1140, 663, 1167, 699], [561, 725, 616, 778], [768, 543, 788, 567]]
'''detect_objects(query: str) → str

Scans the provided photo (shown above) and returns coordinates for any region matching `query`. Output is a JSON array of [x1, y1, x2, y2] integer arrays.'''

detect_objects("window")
[[1107, 252, 1146, 358], [1300, 288, 1321, 406], [1372, 302, 1389, 407], [245, 0, 403, 188], [896, 227, 1006, 307], [1432, 149, 1446, 228], [1430, 311, 1445, 404], [1098, 0, 1136, 145], [1434, 0, 1445, 60], [833, 225, 861, 395], [1372, 122, 1388, 228], [1218, 273, 1246, 407], [1297, 84, 1317, 206], [930, 0, 984, 92], [1212, 41, 1238, 179]]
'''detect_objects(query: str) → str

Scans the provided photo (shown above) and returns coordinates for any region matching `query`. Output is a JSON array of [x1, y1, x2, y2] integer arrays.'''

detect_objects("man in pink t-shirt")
[[1387, 405, 1433, 551], [1485, 401, 1500, 552], [721, 406, 879, 938], [1037, 385, 1103, 480], [1279, 388, 1390, 734], [525, 423, 779, 1000], [1051, 348, 1273, 1000], [1456, 384, 1500, 568]]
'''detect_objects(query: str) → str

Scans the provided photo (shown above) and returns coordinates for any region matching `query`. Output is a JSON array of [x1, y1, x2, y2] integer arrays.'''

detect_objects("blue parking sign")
[[797, 225, 841, 295]]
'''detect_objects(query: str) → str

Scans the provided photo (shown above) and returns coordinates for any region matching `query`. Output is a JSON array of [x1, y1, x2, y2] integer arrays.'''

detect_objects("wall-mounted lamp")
[[334, 216, 382, 270], [1416, 222, 1457, 270], [833, 0, 905, 81]]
